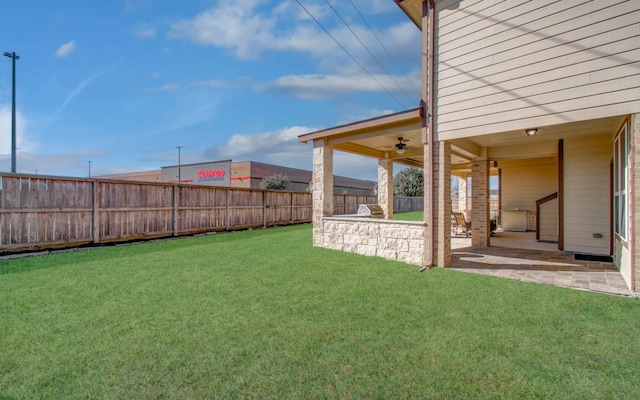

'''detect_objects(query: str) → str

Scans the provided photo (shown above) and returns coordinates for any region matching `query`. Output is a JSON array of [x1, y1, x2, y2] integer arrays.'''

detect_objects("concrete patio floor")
[[450, 232, 632, 296]]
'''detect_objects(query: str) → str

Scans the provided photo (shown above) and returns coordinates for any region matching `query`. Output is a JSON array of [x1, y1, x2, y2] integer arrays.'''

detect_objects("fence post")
[[172, 185, 179, 236], [290, 192, 294, 224], [225, 188, 230, 231], [262, 190, 267, 228], [92, 180, 100, 244]]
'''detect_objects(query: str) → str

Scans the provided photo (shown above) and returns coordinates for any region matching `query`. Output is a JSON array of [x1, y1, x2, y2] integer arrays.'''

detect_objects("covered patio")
[[298, 106, 630, 295], [451, 237, 630, 296]]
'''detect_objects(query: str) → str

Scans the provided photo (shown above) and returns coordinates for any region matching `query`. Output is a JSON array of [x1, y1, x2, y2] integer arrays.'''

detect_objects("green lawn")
[[1, 224, 639, 399], [393, 210, 423, 221]]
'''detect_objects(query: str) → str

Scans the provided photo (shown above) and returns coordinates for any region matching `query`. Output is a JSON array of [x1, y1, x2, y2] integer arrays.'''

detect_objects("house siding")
[[500, 157, 557, 211], [563, 135, 611, 254], [434, 0, 640, 140], [539, 198, 559, 242]]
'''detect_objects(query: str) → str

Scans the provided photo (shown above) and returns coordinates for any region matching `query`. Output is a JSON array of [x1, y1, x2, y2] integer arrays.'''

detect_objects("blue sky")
[[0, 0, 421, 180]]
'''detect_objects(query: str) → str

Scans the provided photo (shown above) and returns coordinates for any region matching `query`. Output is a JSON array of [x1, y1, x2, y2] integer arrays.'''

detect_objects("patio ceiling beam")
[[327, 126, 421, 146], [450, 138, 482, 159], [332, 142, 424, 169], [451, 150, 473, 161], [394, 158, 424, 169], [333, 142, 386, 159], [386, 149, 422, 160], [488, 141, 557, 160]]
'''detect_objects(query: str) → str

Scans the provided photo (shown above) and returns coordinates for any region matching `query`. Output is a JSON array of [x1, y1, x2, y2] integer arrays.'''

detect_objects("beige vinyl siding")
[[563, 135, 611, 254], [538, 198, 558, 242], [499, 156, 557, 215], [433, 0, 640, 141]]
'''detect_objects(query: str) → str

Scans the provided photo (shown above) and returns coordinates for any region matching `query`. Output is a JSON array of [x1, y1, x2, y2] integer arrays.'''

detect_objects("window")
[[613, 123, 630, 241]]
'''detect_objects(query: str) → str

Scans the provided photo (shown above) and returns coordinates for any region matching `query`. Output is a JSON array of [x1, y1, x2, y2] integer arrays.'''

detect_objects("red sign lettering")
[[197, 169, 225, 179]]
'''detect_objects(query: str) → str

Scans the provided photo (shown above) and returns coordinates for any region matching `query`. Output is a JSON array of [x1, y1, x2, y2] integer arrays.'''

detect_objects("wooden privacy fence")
[[0, 175, 376, 254], [394, 196, 424, 213]]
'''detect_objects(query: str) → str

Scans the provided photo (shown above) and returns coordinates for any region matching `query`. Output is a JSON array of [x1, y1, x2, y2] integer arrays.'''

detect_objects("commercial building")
[[100, 160, 375, 196]]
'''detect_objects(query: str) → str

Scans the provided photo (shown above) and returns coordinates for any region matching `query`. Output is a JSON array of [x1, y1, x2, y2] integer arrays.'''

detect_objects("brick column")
[[633, 114, 640, 293], [377, 159, 393, 219], [433, 141, 451, 267], [312, 139, 333, 247], [471, 159, 490, 247]]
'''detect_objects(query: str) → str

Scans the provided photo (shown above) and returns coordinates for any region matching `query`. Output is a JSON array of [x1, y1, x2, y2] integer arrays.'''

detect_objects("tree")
[[259, 173, 289, 190], [393, 167, 423, 196]]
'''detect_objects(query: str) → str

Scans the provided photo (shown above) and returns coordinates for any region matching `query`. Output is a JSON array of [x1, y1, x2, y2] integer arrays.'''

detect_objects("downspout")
[[422, 0, 435, 269]]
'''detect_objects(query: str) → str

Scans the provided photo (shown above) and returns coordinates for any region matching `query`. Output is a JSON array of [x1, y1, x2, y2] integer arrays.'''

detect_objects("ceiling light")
[[395, 137, 407, 155], [525, 128, 538, 136]]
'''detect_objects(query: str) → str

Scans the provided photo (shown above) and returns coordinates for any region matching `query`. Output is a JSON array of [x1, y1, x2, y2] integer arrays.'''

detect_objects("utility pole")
[[4, 51, 19, 173], [88, 161, 92, 178]]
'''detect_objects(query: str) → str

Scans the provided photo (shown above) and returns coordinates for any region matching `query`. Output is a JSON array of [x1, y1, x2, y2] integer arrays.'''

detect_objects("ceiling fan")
[[395, 137, 408, 155]]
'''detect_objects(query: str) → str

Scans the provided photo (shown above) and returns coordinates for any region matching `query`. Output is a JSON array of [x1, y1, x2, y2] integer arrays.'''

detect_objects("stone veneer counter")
[[320, 216, 426, 266]]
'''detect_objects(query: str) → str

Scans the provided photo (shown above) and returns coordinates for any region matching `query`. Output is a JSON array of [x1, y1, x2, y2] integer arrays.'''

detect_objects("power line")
[[367, 0, 422, 97], [349, 0, 421, 99], [323, 0, 415, 105], [294, 0, 407, 108]]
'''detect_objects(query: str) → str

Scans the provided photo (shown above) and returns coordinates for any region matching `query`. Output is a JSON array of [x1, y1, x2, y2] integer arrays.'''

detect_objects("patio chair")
[[451, 212, 471, 238]]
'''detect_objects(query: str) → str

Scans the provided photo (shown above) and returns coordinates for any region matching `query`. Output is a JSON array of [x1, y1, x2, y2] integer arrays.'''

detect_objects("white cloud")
[[167, 2, 345, 60], [167, 3, 421, 83], [124, 0, 152, 14], [201, 124, 379, 180], [134, 24, 156, 39], [168, 3, 275, 60], [206, 125, 314, 159], [193, 79, 227, 88], [55, 40, 76, 58], [264, 72, 419, 99], [0, 105, 36, 156], [368, 0, 397, 14], [58, 63, 120, 113], [0, 150, 112, 176]]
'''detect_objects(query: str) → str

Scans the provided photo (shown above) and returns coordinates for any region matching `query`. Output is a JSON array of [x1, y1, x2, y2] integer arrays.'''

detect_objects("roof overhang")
[[298, 108, 424, 168], [395, 0, 423, 30]]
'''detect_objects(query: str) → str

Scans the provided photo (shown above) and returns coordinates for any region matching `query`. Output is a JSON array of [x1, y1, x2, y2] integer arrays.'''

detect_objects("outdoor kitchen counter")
[[319, 216, 426, 265], [323, 215, 427, 226]]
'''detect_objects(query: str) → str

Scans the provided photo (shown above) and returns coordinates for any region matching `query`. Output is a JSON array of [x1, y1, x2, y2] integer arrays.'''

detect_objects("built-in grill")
[[357, 204, 384, 218]]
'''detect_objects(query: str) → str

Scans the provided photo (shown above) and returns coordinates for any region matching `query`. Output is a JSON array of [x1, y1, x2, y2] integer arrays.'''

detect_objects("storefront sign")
[[197, 169, 225, 182]]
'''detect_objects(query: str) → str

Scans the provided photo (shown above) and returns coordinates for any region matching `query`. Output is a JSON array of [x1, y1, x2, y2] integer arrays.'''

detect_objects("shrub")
[[393, 167, 423, 196], [260, 173, 289, 190]]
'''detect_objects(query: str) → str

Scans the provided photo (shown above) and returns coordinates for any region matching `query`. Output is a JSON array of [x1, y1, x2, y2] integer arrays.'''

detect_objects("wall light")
[[525, 128, 538, 136]]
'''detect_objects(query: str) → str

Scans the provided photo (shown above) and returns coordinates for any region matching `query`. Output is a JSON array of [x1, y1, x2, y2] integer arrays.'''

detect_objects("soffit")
[[298, 110, 622, 171], [298, 108, 427, 168], [451, 116, 622, 161], [395, 0, 422, 29]]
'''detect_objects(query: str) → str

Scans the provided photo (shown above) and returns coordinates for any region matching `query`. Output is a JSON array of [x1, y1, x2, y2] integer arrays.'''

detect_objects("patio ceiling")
[[298, 108, 426, 169], [298, 109, 623, 172], [297, 108, 491, 170], [468, 116, 623, 161]]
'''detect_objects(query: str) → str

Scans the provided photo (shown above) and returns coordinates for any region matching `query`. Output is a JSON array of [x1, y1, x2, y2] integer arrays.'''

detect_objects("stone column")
[[433, 141, 452, 267], [458, 175, 468, 217], [312, 139, 333, 247], [471, 159, 490, 247], [377, 159, 393, 219]]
